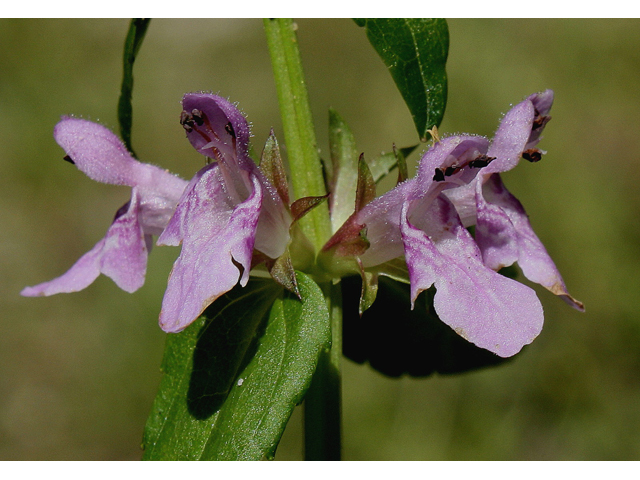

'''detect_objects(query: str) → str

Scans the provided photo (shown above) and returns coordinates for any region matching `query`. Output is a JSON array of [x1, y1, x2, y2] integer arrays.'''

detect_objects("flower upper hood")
[[21, 118, 187, 296]]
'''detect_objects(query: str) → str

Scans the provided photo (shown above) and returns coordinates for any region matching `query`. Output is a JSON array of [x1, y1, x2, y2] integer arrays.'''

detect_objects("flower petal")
[[526, 89, 554, 150], [485, 99, 536, 174], [416, 135, 490, 188], [54, 117, 188, 236], [476, 174, 584, 311], [180, 93, 251, 167], [156, 165, 212, 247], [55, 117, 149, 186], [400, 195, 544, 357], [445, 92, 555, 222], [324, 135, 491, 265], [158, 165, 263, 333], [99, 189, 148, 292], [21, 188, 147, 296], [441, 179, 478, 227], [21, 242, 103, 297]]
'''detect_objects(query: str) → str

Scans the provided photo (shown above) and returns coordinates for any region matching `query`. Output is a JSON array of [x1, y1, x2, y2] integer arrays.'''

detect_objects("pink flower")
[[21, 118, 187, 296], [323, 91, 582, 357], [157, 94, 291, 333]]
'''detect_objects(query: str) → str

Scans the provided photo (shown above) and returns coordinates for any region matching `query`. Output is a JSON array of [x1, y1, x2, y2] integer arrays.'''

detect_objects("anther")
[[522, 148, 543, 162], [180, 110, 193, 126], [180, 111, 194, 132], [191, 109, 204, 126], [532, 115, 551, 131], [468, 154, 495, 169], [224, 122, 235, 138], [444, 165, 461, 176]]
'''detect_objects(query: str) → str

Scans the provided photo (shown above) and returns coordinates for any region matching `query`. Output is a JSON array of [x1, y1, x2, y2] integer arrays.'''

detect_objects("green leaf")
[[368, 145, 418, 184], [356, 19, 449, 142], [367, 151, 396, 184], [142, 273, 330, 460], [393, 144, 409, 184], [117, 18, 151, 157]]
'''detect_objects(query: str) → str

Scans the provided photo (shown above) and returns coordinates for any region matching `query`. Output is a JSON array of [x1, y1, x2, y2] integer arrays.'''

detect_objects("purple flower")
[[21, 118, 188, 296], [23, 90, 581, 355], [157, 94, 291, 333], [324, 91, 582, 357], [445, 90, 584, 311]]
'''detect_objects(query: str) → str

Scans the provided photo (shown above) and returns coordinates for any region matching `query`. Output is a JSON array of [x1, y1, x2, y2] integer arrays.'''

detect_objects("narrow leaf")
[[393, 144, 409, 184], [117, 18, 151, 156], [354, 153, 376, 213], [290, 194, 329, 223], [328, 108, 359, 231], [259, 129, 290, 206], [368, 144, 418, 184], [142, 273, 330, 460], [356, 18, 449, 141], [265, 247, 300, 297]]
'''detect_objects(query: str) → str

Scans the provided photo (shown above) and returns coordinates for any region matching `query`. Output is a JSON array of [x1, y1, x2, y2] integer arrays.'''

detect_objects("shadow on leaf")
[[186, 282, 279, 420]]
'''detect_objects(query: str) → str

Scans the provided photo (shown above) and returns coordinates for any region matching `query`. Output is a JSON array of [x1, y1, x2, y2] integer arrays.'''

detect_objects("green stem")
[[117, 18, 151, 157], [304, 281, 342, 460], [263, 18, 332, 253]]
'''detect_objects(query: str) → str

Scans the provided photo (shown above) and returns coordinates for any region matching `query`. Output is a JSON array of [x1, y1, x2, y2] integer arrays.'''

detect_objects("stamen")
[[225, 121, 237, 153], [181, 108, 233, 156], [224, 122, 235, 138], [532, 114, 551, 131], [468, 154, 495, 169], [210, 146, 223, 161], [433, 168, 446, 182], [444, 165, 461, 176], [191, 109, 204, 126], [197, 111, 221, 142], [522, 148, 543, 162], [182, 111, 213, 144], [180, 111, 195, 132]]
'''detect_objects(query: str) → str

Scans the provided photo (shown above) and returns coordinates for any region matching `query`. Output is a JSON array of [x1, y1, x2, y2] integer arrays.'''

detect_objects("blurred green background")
[[1, 18, 639, 460]]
